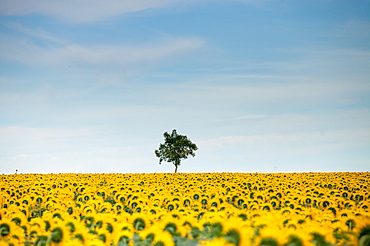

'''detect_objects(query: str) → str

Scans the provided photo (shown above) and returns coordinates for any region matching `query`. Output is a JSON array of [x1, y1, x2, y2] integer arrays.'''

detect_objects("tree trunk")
[[174, 165, 178, 173]]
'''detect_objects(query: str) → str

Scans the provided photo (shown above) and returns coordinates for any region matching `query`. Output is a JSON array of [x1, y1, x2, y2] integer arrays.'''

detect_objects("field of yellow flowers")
[[1, 172, 369, 246]]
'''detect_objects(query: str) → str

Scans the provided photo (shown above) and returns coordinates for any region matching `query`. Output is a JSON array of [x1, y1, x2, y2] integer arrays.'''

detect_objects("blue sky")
[[0, 0, 369, 174]]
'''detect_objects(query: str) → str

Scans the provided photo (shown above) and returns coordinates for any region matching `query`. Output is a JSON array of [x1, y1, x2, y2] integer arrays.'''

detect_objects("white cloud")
[[191, 128, 370, 172], [0, 0, 175, 22], [0, 35, 204, 67], [0, 21, 204, 76], [214, 115, 267, 122], [0, 126, 95, 155], [1, 21, 66, 44], [0, 140, 164, 174], [198, 129, 370, 151], [185, 74, 370, 107]]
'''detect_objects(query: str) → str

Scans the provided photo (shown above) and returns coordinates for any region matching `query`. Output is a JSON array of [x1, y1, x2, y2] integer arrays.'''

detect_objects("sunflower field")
[[1, 172, 369, 246]]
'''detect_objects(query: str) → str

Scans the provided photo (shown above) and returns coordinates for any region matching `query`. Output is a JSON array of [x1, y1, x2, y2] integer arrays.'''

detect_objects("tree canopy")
[[154, 129, 198, 173]]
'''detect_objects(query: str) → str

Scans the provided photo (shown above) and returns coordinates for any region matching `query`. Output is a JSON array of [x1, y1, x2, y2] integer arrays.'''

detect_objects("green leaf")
[[359, 235, 370, 246], [0, 223, 10, 237], [225, 229, 241, 246], [260, 237, 279, 246], [50, 227, 63, 243], [133, 218, 146, 231], [284, 235, 303, 246], [164, 222, 178, 236]]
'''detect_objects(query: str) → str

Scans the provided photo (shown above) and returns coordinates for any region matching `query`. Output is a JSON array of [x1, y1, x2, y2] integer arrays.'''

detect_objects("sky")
[[0, 0, 369, 174]]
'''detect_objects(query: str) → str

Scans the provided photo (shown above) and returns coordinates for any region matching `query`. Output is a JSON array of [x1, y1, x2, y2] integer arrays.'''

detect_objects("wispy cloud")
[[0, 21, 204, 70], [0, 0, 176, 22], [214, 115, 267, 123], [0, 126, 96, 155], [1, 21, 66, 44], [198, 129, 370, 152], [174, 74, 370, 110], [0, 35, 204, 67]]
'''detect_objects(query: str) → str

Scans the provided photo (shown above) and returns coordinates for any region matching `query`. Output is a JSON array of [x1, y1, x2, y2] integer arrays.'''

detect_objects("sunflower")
[[0, 217, 25, 245], [152, 230, 174, 246], [258, 224, 287, 246], [113, 228, 134, 246], [200, 237, 234, 246], [354, 216, 370, 246]]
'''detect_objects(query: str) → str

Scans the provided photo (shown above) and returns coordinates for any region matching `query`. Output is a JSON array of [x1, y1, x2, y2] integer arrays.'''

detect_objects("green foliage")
[[260, 237, 279, 246], [0, 223, 10, 237], [155, 129, 198, 173], [359, 225, 370, 246], [133, 218, 146, 231], [284, 235, 303, 246], [225, 229, 241, 246], [50, 227, 63, 243]]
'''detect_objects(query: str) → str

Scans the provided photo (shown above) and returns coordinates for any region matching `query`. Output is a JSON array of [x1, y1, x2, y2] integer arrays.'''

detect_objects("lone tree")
[[155, 129, 198, 173]]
